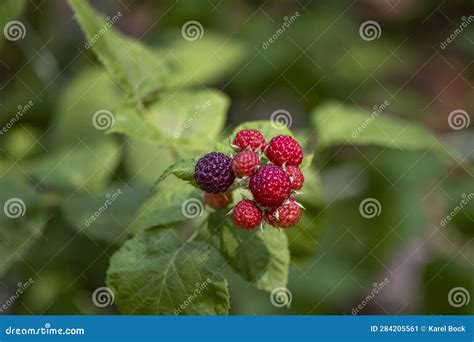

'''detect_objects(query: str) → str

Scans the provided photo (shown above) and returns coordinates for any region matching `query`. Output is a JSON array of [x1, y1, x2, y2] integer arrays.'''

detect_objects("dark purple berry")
[[194, 152, 235, 193]]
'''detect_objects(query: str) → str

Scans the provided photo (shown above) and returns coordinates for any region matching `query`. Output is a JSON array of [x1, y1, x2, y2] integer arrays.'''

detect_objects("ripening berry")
[[265, 135, 303, 167]]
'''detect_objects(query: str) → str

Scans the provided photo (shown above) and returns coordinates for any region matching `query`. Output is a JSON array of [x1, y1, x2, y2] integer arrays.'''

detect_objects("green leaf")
[[109, 89, 229, 149], [108, 104, 163, 144], [156, 158, 198, 187], [299, 152, 314, 170], [68, 0, 169, 101], [285, 209, 325, 262], [208, 211, 289, 292], [161, 34, 247, 88], [298, 166, 325, 208], [107, 228, 229, 315], [24, 139, 121, 193], [61, 183, 150, 244], [130, 180, 202, 235], [123, 139, 175, 184], [53, 68, 122, 146], [312, 102, 454, 158]]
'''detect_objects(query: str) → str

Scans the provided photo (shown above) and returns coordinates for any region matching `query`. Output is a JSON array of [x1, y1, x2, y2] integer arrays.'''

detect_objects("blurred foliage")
[[0, 0, 472, 315]]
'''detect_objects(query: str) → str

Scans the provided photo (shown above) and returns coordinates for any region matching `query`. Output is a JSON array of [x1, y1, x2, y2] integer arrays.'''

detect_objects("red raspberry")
[[232, 129, 266, 152], [232, 150, 260, 177], [285, 165, 304, 190], [204, 191, 233, 209], [249, 164, 291, 208], [265, 198, 301, 228], [265, 135, 303, 167], [233, 199, 262, 229]]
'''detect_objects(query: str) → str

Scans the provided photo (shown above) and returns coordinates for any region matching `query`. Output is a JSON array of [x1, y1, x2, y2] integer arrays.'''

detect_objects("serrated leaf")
[[208, 211, 289, 292], [156, 158, 198, 187], [109, 89, 229, 149], [24, 139, 121, 193], [312, 102, 454, 159], [68, 0, 169, 101], [107, 228, 229, 315], [130, 180, 202, 235], [61, 183, 150, 244]]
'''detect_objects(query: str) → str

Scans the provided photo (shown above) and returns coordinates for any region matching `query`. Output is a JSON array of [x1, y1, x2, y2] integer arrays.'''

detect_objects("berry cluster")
[[195, 129, 305, 230]]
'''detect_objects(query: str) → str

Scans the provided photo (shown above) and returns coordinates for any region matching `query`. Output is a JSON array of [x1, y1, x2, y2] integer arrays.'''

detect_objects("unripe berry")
[[285, 165, 304, 191], [204, 191, 233, 209]]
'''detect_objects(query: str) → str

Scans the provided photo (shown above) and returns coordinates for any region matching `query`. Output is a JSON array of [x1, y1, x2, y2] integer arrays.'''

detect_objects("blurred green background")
[[0, 0, 472, 315]]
